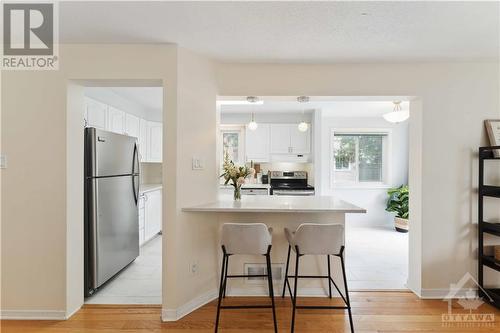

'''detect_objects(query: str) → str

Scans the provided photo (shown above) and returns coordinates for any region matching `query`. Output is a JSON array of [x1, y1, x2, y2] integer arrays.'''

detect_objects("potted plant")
[[386, 185, 409, 233]]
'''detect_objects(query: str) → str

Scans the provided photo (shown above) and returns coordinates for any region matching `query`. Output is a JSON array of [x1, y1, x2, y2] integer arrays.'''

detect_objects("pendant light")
[[247, 96, 259, 131], [297, 96, 309, 132], [383, 101, 409, 123], [248, 112, 258, 131]]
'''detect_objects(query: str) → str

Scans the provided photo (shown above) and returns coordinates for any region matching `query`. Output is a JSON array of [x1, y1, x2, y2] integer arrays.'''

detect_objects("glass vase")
[[233, 185, 242, 201]]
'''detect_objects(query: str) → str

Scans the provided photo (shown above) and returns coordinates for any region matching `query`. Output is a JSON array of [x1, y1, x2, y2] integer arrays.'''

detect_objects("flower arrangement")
[[220, 152, 254, 200]]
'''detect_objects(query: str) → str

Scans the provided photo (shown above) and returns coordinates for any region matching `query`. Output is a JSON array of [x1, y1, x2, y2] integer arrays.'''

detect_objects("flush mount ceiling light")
[[217, 96, 264, 105], [383, 101, 409, 123], [297, 96, 310, 132]]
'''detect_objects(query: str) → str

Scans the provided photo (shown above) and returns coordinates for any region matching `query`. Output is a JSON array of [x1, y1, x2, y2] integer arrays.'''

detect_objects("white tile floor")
[[345, 225, 408, 290], [85, 235, 162, 304], [85, 225, 406, 304]]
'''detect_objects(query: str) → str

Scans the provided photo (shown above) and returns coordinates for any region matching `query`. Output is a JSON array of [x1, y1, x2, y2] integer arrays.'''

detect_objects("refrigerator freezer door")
[[86, 128, 139, 177], [92, 175, 139, 288]]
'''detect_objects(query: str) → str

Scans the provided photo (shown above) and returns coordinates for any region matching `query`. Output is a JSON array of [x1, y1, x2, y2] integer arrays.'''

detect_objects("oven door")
[[272, 189, 315, 196]]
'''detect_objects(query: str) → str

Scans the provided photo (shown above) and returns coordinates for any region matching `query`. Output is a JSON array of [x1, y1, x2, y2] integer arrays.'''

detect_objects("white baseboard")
[[420, 288, 478, 299], [0, 310, 67, 320], [162, 289, 218, 322]]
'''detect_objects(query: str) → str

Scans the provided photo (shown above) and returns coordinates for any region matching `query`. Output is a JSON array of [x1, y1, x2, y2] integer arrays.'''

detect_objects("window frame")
[[219, 124, 245, 166], [330, 128, 392, 189]]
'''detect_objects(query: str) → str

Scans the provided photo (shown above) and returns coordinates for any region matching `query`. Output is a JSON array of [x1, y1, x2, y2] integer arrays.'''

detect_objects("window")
[[332, 131, 389, 187]]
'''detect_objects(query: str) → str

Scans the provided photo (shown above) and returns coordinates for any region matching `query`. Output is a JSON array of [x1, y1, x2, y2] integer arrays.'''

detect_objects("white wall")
[[221, 112, 312, 125], [1, 44, 178, 318], [319, 116, 409, 227]]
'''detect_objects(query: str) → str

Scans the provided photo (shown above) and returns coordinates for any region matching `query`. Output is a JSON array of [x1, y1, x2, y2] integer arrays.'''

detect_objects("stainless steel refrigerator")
[[84, 127, 140, 296]]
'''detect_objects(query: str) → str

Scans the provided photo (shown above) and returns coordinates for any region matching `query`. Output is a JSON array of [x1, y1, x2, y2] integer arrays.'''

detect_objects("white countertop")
[[219, 183, 271, 189], [140, 184, 162, 194], [183, 196, 366, 213]]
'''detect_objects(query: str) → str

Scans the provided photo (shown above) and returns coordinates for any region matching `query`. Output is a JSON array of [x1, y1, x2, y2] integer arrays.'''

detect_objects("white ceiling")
[[60, 2, 499, 63], [109, 87, 163, 111], [221, 99, 409, 118]]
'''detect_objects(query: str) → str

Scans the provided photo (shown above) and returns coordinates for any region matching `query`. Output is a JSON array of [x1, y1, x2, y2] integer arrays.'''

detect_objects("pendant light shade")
[[383, 101, 409, 123], [297, 96, 309, 132], [298, 121, 309, 132], [248, 112, 258, 131]]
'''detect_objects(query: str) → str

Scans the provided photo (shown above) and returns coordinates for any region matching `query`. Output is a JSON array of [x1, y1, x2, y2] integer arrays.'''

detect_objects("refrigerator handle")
[[132, 143, 140, 204]]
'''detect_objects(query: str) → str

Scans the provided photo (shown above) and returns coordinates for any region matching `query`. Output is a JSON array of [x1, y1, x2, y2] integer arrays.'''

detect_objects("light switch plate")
[[192, 157, 204, 170], [0, 154, 6, 169]]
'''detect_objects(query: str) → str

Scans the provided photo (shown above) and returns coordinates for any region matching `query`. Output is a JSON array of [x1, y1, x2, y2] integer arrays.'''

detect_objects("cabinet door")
[[270, 124, 291, 154], [138, 119, 148, 162], [138, 196, 145, 246], [290, 125, 310, 154], [144, 190, 162, 241], [107, 106, 125, 134], [245, 124, 270, 162], [147, 121, 163, 162], [84, 97, 107, 129], [125, 113, 140, 139]]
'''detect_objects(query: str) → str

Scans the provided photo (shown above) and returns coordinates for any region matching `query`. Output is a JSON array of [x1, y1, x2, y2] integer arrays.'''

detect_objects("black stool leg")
[[265, 249, 278, 333], [222, 255, 229, 298], [327, 255, 332, 298], [214, 249, 227, 333], [282, 245, 291, 298], [291, 247, 300, 333], [340, 249, 354, 333]]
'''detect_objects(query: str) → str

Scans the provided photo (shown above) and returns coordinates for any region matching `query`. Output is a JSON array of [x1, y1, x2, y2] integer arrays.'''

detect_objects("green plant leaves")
[[386, 184, 409, 220]]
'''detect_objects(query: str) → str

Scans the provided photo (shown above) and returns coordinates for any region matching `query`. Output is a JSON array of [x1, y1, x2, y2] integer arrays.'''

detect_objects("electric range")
[[269, 171, 315, 196]]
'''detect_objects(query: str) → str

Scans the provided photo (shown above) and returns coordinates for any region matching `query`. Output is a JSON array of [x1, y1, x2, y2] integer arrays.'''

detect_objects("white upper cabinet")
[[270, 124, 292, 154], [107, 106, 125, 134], [289, 125, 310, 154], [125, 113, 140, 139], [147, 121, 163, 162], [138, 119, 148, 162], [84, 97, 107, 129], [245, 124, 270, 162], [270, 124, 311, 156]]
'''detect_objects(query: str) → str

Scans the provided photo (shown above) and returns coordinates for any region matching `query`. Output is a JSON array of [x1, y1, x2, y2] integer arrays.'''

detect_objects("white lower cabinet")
[[141, 189, 162, 244]]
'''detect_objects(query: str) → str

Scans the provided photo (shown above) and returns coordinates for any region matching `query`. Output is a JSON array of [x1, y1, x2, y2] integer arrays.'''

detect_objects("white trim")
[[161, 289, 218, 322], [420, 288, 478, 299], [65, 305, 82, 320], [0, 310, 67, 320]]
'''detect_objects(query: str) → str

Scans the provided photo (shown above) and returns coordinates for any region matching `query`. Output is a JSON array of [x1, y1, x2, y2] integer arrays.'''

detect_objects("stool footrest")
[[226, 274, 268, 278], [221, 305, 273, 309]]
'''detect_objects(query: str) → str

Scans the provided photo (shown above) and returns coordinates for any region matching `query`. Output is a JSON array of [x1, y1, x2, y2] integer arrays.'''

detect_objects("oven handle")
[[273, 190, 315, 196]]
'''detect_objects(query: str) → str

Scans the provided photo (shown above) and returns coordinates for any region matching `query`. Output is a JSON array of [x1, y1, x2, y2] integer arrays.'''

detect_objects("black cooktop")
[[271, 183, 315, 190]]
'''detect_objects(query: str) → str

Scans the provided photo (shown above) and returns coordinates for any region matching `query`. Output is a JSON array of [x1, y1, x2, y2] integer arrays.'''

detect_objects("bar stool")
[[282, 223, 354, 333], [214, 223, 278, 333]]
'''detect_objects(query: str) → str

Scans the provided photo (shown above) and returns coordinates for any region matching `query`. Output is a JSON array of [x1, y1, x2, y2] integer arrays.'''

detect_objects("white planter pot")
[[394, 217, 409, 233]]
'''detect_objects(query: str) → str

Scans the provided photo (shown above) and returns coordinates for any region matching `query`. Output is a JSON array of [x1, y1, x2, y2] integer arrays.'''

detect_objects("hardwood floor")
[[1, 292, 499, 332]]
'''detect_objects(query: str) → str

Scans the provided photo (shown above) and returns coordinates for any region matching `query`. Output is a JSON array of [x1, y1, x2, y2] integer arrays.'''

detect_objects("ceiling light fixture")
[[383, 101, 409, 123], [217, 96, 264, 106], [248, 113, 258, 131], [297, 96, 310, 132], [247, 96, 260, 131]]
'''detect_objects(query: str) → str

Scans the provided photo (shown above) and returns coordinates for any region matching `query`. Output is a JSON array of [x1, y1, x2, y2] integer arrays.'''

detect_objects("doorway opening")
[[69, 83, 164, 305], [217, 96, 412, 291]]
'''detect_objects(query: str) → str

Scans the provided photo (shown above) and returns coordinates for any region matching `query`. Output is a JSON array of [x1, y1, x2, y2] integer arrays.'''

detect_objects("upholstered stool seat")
[[214, 223, 277, 333], [283, 223, 354, 333]]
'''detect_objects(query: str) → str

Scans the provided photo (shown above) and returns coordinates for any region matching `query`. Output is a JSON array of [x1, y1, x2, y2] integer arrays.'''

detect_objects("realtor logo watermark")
[[441, 272, 495, 328], [1, 1, 58, 70]]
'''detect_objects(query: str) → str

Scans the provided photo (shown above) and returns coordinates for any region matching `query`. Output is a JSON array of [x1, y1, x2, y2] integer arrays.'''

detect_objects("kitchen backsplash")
[[141, 162, 163, 184], [254, 162, 314, 185]]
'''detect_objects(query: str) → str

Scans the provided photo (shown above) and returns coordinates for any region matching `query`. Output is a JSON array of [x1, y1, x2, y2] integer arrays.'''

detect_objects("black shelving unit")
[[478, 146, 500, 309]]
